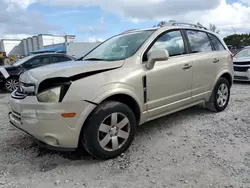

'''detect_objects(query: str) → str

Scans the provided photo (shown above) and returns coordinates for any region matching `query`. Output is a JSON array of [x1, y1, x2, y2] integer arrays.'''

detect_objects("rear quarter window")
[[208, 34, 226, 51]]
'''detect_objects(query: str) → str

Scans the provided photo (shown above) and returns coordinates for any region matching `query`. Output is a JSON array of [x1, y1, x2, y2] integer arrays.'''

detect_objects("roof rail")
[[121, 29, 138, 34], [162, 21, 208, 30]]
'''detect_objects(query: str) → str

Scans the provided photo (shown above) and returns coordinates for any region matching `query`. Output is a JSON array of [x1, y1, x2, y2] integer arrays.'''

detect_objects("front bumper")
[[234, 71, 250, 81], [8, 96, 95, 150], [9, 120, 75, 151]]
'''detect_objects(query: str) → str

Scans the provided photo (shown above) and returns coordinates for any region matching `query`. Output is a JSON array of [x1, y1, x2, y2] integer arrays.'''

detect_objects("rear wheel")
[[4, 78, 19, 93], [81, 101, 137, 160], [206, 77, 230, 112]]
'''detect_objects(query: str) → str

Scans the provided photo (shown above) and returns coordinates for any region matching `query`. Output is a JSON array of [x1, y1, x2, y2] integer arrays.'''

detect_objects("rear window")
[[186, 30, 213, 53], [208, 34, 225, 51]]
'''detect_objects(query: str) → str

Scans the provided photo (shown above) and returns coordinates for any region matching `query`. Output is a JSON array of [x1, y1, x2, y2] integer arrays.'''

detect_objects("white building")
[[66, 42, 100, 58], [0, 34, 100, 58], [32, 36, 39, 51], [0, 39, 22, 56], [27, 38, 33, 54], [12, 34, 76, 56], [37, 34, 66, 49]]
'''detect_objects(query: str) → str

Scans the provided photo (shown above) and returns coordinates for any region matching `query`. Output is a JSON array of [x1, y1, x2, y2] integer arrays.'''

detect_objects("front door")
[[145, 30, 193, 120], [23, 56, 51, 70]]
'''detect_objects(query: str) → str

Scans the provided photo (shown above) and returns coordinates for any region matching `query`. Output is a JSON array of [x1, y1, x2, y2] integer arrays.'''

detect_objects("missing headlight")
[[37, 78, 71, 103]]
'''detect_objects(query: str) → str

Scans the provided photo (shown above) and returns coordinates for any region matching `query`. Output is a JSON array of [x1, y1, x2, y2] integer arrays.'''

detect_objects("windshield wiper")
[[83, 58, 106, 61]]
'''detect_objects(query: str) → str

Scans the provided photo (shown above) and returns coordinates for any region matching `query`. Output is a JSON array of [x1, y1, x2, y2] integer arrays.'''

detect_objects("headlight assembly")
[[37, 86, 62, 103], [37, 78, 71, 103]]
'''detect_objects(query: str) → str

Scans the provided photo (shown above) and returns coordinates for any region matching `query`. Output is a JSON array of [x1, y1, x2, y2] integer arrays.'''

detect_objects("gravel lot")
[[0, 82, 250, 188]]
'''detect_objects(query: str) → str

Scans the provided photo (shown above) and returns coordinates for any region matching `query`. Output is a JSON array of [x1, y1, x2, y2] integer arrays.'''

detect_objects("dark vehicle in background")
[[233, 46, 250, 81], [0, 53, 75, 92]]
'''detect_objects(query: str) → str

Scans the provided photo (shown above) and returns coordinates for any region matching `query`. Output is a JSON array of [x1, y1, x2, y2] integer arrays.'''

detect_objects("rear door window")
[[208, 34, 225, 51], [51, 56, 72, 63], [186, 30, 213, 53]]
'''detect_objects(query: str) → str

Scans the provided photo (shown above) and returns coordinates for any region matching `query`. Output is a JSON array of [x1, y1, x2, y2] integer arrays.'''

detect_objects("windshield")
[[83, 30, 155, 61], [13, 56, 34, 66], [235, 48, 250, 58]]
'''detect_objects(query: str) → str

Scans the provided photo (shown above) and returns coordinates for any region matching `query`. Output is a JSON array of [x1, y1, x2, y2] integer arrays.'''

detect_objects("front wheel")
[[81, 101, 137, 160], [206, 77, 230, 112], [4, 78, 19, 93]]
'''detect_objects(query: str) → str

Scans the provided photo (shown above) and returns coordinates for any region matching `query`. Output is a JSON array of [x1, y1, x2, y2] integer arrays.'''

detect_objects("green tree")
[[153, 20, 176, 27], [153, 21, 166, 27], [209, 23, 220, 34], [224, 34, 250, 47]]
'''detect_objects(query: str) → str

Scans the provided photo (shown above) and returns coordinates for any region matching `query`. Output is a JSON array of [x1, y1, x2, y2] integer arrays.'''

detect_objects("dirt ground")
[[0, 82, 250, 188]]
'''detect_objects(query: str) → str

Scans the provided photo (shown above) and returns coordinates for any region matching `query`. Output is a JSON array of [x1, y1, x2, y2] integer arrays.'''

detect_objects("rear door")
[[22, 56, 51, 70], [185, 30, 220, 101], [207, 33, 230, 76]]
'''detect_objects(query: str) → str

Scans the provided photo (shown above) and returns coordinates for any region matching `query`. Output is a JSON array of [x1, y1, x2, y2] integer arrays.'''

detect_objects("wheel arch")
[[100, 93, 141, 125], [220, 72, 233, 87], [77, 91, 143, 148], [91, 89, 143, 126], [213, 71, 233, 89]]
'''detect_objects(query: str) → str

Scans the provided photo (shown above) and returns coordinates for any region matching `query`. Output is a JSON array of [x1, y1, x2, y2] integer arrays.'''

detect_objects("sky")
[[1, 0, 250, 42]]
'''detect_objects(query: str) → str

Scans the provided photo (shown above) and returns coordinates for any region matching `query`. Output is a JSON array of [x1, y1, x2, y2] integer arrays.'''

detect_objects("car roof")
[[31, 53, 69, 57], [122, 25, 218, 36]]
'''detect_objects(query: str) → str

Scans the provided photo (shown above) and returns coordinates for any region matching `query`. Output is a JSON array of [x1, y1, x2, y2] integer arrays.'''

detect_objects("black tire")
[[81, 101, 137, 160], [206, 77, 230, 112], [4, 78, 19, 93]]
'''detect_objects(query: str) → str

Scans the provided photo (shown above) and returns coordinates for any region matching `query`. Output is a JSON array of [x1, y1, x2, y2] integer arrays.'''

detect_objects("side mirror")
[[146, 49, 169, 69]]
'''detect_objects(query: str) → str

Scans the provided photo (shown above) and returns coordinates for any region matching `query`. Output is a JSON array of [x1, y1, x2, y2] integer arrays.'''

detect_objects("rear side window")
[[186, 30, 212, 53], [52, 56, 71, 63], [208, 34, 225, 51]]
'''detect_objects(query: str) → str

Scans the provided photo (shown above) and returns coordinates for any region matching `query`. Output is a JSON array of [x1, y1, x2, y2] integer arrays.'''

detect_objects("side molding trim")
[[142, 75, 147, 103]]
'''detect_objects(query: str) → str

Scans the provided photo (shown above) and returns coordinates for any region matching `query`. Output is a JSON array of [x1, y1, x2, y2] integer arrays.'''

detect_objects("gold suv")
[[9, 22, 234, 159]]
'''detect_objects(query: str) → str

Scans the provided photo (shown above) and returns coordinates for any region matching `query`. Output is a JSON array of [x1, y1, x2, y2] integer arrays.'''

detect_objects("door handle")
[[183, 64, 192, 70], [213, 58, 220, 63]]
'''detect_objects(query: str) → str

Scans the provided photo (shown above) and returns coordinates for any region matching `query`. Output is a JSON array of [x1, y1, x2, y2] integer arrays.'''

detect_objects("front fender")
[[74, 83, 146, 141], [93, 83, 145, 113]]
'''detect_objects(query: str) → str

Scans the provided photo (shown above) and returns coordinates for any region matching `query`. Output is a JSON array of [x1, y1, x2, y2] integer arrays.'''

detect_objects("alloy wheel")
[[5, 79, 19, 92], [98, 113, 131, 152], [216, 83, 229, 107]]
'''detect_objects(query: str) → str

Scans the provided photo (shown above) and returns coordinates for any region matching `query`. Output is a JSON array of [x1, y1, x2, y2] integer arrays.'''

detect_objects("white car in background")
[[233, 46, 250, 81]]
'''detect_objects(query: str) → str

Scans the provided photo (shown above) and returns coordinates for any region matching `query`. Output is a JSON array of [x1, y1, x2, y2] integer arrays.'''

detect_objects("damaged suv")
[[9, 22, 233, 159]]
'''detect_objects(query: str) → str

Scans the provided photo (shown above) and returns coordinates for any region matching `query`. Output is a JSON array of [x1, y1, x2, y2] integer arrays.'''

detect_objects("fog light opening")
[[44, 136, 59, 146]]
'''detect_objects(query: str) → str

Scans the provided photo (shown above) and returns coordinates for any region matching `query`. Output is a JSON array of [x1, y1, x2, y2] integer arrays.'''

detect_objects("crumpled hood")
[[20, 60, 124, 84]]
